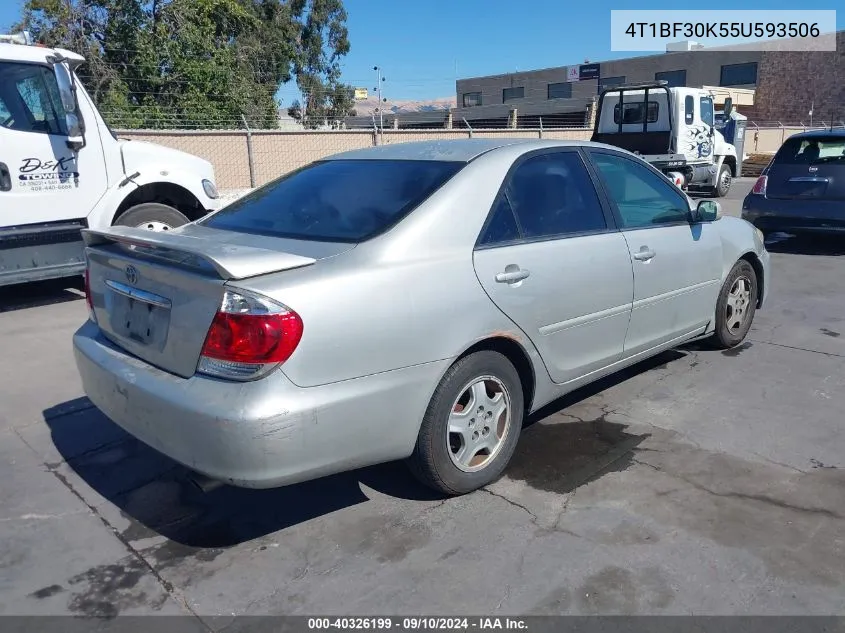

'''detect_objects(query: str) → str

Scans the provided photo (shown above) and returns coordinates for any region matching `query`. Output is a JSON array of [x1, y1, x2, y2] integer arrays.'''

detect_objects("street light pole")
[[374, 65, 385, 142]]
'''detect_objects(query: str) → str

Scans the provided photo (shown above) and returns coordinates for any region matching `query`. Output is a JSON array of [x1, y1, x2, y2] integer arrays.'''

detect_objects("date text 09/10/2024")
[[307, 618, 528, 630]]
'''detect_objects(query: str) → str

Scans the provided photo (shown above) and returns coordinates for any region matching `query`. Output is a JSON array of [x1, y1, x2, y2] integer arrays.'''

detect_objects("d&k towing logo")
[[18, 156, 80, 186]]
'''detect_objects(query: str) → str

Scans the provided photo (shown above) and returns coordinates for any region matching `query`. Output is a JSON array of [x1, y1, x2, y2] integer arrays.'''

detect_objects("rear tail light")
[[751, 175, 768, 195], [197, 289, 303, 381]]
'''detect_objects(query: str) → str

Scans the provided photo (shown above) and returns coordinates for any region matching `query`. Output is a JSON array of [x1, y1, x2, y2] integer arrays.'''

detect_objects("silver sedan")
[[74, 139, 770, 495]]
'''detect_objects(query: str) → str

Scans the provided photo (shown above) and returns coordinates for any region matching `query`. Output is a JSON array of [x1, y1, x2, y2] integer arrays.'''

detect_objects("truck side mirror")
[[723, 98, 733, 119], [52, 60, 85, 150]]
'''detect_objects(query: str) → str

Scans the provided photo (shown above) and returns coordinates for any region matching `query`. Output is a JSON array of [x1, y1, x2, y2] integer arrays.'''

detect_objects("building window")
[[720, 62, 757, 86], [547, 82, 572, 99], [462, 92, 482, 107], [599, 76, 626, 91], [655, 69, 687, 87], [684, 96, 694, 124], [613, 101, 659, 125], [502, 87, 525, 102]]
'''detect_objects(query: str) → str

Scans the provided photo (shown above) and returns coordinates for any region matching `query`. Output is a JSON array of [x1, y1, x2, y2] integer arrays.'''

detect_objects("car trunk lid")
[[766, 162, 845, 200], [83, 224, 353, 378], [766, 136, 845, 201]]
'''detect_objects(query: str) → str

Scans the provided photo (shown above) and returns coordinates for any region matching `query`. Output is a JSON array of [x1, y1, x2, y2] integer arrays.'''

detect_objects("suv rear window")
[[202, 159, 464, 242], [774, 137, 845, 165]]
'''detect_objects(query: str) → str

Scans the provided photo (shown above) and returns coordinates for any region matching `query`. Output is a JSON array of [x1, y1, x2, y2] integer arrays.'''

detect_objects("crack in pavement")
[[747, 338, 845, 358], [631, 458, 844, 520], [0, 510, 88, 523], [45, 466, 213, 628], [481, 488, 540, 525]]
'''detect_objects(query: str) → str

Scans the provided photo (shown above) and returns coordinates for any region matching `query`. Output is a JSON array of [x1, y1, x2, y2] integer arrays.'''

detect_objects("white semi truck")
[[0, 31, 221, 287], [591, 81, 738, 197]]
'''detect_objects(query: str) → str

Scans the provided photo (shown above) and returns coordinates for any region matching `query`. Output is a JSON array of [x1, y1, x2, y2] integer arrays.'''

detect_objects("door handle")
[[633, 247, 656, 262], [495, 268, 530, 284], [0, 163, 11, 192]]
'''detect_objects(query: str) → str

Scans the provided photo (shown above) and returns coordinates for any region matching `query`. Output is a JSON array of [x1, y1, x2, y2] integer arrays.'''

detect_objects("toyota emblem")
[[125, 265, 139, 285]]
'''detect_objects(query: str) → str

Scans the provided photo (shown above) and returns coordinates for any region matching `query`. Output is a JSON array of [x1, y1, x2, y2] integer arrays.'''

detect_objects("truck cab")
[[591, 81, 738, 197], [0, 32, 221, 286]]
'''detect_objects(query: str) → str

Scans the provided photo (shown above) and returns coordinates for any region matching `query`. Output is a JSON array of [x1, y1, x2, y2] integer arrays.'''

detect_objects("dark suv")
[[742, 130, 845, 236]]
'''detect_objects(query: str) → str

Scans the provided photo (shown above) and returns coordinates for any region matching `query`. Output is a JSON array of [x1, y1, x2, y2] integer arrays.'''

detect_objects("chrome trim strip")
[[105, 279, 172, 309]]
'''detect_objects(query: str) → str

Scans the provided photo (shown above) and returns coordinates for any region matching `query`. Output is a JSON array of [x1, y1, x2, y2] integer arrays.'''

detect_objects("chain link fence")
[[115, 118, 845, 195]]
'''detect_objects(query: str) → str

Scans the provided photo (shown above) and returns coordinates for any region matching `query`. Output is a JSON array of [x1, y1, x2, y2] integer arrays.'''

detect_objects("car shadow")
[[0, 276, 85, 313], [764, 233, 845, 256], [42, 349, 690, 549]]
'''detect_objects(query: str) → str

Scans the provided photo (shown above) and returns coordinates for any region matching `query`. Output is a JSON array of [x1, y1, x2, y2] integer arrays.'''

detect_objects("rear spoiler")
[[82, 226, 316, 280]]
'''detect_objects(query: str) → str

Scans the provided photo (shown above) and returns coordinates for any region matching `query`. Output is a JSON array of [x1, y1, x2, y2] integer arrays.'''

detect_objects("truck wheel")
[[114, 203, 190, 232], [710, 260, 758, 349], [407, 351, 524, 496], [713, 164, 732, 198]]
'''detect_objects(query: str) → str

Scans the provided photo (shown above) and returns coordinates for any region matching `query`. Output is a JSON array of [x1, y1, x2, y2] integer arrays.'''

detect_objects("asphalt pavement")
[[1, 177, 844, 620]]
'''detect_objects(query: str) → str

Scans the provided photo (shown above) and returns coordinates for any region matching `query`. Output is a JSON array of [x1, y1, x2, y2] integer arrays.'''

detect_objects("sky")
[[2, 0, 843, 105]]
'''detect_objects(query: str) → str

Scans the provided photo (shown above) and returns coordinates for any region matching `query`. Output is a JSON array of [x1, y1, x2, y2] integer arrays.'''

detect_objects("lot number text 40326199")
[[307, 617, 528, 630]]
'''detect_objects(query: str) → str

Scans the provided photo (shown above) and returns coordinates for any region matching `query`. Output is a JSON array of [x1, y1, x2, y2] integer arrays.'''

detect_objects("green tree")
[[14, 0, 356, 129]]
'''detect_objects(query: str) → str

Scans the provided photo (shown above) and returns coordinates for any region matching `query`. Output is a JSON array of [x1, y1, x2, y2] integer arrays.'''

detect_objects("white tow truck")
[[591, 80, 738, 197], [0, 31, 221, 287]]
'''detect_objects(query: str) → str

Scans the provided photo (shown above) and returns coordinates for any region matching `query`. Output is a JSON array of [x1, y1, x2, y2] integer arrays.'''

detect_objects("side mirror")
[[723, 98, 733, 119], [52, 60, 85, 150], [695, 199, 722, 223]]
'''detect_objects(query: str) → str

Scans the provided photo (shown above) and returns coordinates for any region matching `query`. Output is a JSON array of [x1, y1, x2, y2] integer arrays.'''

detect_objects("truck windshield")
[[700, 97, 714, 127], [201, 159, 464, 243]]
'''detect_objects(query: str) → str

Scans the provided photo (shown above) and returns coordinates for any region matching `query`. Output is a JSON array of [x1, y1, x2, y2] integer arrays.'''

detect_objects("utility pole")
[[374, 66, 386, 142]]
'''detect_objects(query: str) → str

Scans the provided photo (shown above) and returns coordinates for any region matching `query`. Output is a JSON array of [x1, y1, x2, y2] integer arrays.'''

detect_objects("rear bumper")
[[757, 246, 771, 309], [742, 194, 845, 234], [73, 320, 448, 488]]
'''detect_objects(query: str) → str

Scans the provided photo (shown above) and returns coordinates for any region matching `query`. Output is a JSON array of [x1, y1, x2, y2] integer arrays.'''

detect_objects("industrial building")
[[345, 31, 843, 130], [451, 31, 844, 129]]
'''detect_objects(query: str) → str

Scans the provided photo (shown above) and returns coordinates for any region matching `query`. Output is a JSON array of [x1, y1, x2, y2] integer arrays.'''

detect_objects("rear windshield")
[[202, 159, 464, 242], [774, 137, 845, 166]]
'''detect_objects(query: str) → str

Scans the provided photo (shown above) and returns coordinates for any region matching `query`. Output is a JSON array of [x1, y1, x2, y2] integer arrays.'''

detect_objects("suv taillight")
[[197, 289, 303, 381], [751, 175, 768, 195]]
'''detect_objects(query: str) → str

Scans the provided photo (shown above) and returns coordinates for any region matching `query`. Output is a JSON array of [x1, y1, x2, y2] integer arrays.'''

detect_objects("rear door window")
[[202, 159, 463, 242], [502, 151, 607, 239]]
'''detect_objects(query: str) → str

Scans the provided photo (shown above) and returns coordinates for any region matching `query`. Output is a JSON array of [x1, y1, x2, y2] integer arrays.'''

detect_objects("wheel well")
[[723, 155, 737, 177], [459, 336, 535, 413], [113, 182, 206, 225], [740, 252, 765, 307]]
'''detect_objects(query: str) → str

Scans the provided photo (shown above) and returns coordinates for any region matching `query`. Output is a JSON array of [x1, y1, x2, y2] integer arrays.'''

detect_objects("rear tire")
[[710, 260, 758, 349], [408, 351, 524, 496], [713, 164, 732, 198], [114, 203, 190, 232]]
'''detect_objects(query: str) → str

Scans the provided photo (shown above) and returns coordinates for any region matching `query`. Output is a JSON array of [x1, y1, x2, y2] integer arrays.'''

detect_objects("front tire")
[[710, 260, 758, 349], [114, 203, 190, 232], [408, 351, 524, 496], [713, 164, 732, 198]]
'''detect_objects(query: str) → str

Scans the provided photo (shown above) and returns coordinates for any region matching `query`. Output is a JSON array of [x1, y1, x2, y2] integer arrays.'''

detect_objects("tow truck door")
[[0, 60, 107, 225], [677, 90, 716, 164]]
